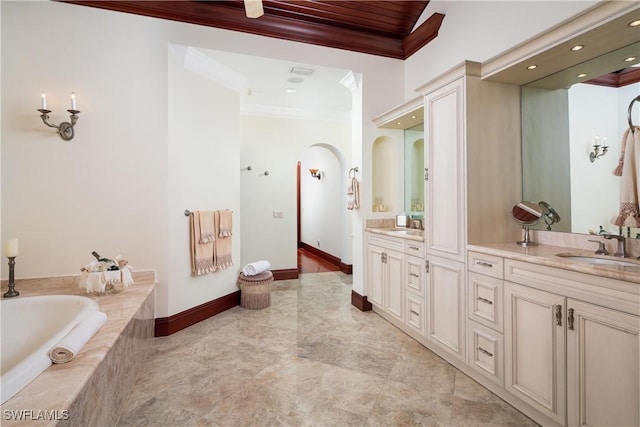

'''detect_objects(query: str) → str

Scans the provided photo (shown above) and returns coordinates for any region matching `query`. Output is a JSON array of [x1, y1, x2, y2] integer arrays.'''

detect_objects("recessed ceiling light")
[[577, 73, 587, 78], [624, 56, 637, 62], [411, 115, 417, 119], [396, 121, 402, 125], [285, 87, 297, 94], [526, 65, 538, 70], [629, 19, 640, 27], [570, 45, 584, 51]]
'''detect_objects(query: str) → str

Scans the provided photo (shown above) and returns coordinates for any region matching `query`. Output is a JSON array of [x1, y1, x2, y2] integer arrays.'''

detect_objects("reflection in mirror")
[[404, 123, 424, 216], [372, 136, 400, 212], [512, 201, 544, 246], [522, 41, 640, 237]]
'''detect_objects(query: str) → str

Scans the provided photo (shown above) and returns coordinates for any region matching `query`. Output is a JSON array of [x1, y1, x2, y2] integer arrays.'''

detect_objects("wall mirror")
[[372, 100, 424, 216], [404, 122, 424, 216], [521, 35, 640, 236]]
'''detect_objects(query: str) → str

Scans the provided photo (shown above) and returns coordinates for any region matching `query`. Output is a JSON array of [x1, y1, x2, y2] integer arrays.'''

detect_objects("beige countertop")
[[468, 243, 640, 284], [366, 227, 424, 242]]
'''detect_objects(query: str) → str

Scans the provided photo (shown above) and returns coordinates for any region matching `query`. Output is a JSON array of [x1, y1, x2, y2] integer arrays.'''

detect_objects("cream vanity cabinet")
[[502, 257, 640, 427], [366, 232, 427, 337], [366, 233, 404, 322], [467, 251, 505, 386], [419, 62, 521, 365], [405, 240, 426, 337]]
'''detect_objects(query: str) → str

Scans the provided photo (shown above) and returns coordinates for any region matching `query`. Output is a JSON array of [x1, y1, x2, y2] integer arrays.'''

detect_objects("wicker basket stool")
[[238, 271, 272, 309]]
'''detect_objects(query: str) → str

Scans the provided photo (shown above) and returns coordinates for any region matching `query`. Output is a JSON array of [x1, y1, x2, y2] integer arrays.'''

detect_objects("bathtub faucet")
[[3, 257, 19, 298]]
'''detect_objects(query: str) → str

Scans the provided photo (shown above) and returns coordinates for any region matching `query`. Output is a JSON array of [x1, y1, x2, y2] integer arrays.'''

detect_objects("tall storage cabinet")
[[420, 62, 521, 364]]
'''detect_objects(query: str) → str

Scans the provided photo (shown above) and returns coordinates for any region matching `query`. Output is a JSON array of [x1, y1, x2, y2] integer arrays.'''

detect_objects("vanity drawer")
[[367, 233, 404, 252], [404, 240, 425, 256], [468, 320, 504, 386], [406, 292, 425, 337], [468, 272, 503, 332], [405, 255, 425, 296], [468, 251, 503, 279]]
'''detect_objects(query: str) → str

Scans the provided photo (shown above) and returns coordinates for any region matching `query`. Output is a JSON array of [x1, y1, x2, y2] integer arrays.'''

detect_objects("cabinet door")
[[385, 249, 404, 322], [425, 79, 465, 262], [567, 299, 640, 427], [427, 255, 466, 362], [504, 282, 565, 425], [367, 245, 385, 308]]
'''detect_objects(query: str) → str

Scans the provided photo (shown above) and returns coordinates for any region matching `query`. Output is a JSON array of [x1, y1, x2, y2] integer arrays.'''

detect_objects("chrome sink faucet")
[[602, 234, 626, 257]]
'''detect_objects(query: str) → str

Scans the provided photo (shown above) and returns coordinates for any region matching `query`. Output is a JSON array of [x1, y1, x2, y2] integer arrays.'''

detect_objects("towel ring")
[[349, 167, 359, 178], [628, 95, 640, 129]]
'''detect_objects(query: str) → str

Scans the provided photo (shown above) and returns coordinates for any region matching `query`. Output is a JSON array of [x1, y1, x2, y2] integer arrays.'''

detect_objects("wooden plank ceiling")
[[60, 0, 445, 59]]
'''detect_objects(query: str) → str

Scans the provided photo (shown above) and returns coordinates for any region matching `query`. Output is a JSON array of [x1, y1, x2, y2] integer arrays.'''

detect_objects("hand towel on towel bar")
[[198, 210, 216, 244], [347, 176, 360, 210], [49, 311, 107, 363], [218, 209, 232, 237], [242, 260, 271, 276], [213, 210, 233, 270], [612, 127, 640, 227], [191, 211, 215, 275]]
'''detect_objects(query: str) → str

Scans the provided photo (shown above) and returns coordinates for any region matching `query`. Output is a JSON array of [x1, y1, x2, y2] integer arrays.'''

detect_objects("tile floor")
[[118, 272, 538, 427]]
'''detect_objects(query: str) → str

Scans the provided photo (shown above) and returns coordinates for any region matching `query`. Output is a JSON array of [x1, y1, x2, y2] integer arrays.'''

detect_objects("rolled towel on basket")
[[242, 260, 271, 276], [49, 311, 107, 364]]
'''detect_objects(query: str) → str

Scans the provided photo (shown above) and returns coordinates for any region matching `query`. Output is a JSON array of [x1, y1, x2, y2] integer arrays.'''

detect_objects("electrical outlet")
[[273, 210, 284, 219]]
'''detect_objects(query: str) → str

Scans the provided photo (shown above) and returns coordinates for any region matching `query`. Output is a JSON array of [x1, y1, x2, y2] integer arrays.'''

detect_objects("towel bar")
[[184, 209, 233, 217]]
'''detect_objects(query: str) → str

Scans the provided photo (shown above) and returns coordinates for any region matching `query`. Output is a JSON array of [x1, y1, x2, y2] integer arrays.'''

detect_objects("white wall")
[[1, 2, 169, 286], [167, 46, 241, 317], [239, 116, 350, 268], [300, 144, 346, 259]]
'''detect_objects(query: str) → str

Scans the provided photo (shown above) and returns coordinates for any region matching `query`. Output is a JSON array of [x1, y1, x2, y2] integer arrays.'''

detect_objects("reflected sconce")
[[309, 168, 322, 180], [589, 136, 608, 162], [38, 92, 81, 141]]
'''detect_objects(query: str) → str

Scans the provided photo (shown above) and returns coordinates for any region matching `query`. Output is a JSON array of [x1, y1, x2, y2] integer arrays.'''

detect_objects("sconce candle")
[[37, 91, 81, 141], [5, 238, 18, 257]]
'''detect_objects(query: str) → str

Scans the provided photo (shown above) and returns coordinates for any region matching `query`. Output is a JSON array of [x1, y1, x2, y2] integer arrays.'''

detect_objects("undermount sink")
[[390, 228, 423, 236], [555, 253, 640, 268]]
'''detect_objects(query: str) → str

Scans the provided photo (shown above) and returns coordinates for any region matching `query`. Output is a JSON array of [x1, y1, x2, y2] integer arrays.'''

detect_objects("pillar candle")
[[5, 238, 18, 257]]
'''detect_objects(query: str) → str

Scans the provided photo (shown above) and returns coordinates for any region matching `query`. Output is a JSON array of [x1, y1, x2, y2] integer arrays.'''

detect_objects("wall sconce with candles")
[[309, 168, 322, 180], [589, 136, 608, 162], [38, 92, 81, 141]]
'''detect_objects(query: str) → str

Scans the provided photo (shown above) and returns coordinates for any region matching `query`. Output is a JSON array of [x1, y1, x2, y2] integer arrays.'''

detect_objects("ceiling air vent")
[[289, 66, 315, 76]]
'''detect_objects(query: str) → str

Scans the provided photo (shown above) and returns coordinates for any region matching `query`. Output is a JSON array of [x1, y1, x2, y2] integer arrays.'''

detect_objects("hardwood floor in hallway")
[[297, 247, 340, 274]]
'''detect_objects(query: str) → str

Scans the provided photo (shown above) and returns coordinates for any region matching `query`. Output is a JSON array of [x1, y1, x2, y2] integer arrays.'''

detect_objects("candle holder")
[[38, 108, 81, 141], [4, 257, 19, 298]]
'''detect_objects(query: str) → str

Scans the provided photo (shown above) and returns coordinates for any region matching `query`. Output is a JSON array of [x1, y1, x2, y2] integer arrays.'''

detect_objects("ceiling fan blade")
[[244, 0, 264, 18]]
